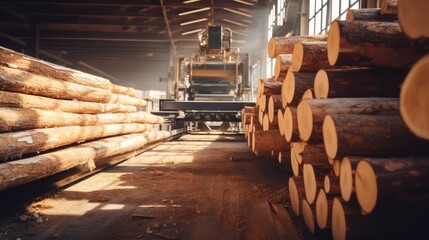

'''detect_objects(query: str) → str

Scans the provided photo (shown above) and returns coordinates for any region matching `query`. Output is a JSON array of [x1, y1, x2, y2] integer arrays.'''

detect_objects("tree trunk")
[[0, 90, 136, 114], [381, 0, 398, 15], [297, 98, 399, 142], [322, 113, 429, 161], [0, 131, 171, 190], [0, 46, 112, 90], [274, 54, 292, 81], [292, 41, 333, 72], [283, 107, 300, 142], [327, 20, 423, 68], [398, 0, 429, 49], [268, 35, 328, 58], [0, 123, 152, 161], [353, 156, 429, 214], [0, 66, 112, 103], [346, 8, 398, 21], [314, 68, 407, 99], [281, 71, 316, 108], [0, 108, 163, 132], [400, 55, 429, 140]]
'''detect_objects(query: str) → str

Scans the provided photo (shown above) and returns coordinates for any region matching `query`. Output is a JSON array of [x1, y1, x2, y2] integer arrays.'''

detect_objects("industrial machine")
[[157, 26, 254, 132]]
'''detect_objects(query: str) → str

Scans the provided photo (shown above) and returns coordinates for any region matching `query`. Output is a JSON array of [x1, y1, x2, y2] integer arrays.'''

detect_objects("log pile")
[[0, 46, 170, 191], [243, 2, 429, 239]]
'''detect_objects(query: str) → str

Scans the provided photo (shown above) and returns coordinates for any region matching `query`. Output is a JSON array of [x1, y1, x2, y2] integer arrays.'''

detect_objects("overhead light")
[[180, 18, 208, 26], [182, 28, 203, 35], [222, 18, 247, 27], [178, 7, 210, 16], [223, 8, 252, 18], [183, 0, 201, 3], [233, 0, 254, 6]]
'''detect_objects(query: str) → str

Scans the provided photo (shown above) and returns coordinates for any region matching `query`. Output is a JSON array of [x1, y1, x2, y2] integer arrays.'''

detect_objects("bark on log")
[[257, 78, 276, 98], [0, 131, 171, 190], [261, 81, 283, 97], [324, 174, 341, 195], [314, 68, 407, 99], [400, 54, 429, 140], [327, 20, 423, 68], [292, 41, 332, 72], [297, 98, 399, 143], [283, 107, 300, 142], [381, 0, 398, 15], [0, 46, 112, 90], [0, 66, 112, 103], [281, 71, 316, 108], [0, 108, 163, 132], [268, 95, 282, 123], [398, 0, 429, 49], [274, 54, 292, 81], [322, 113, 429, 161], [0, 123, 152, 161], [290, 142, 328, 166], [268, 35, 328, 58], [353, 156, 429, 214], [109, 93, 147, 107], [289, 176, 305, 216], [346, 8, 398, 22], [252, 130, 288, 154], [0, 90, 136, 114]]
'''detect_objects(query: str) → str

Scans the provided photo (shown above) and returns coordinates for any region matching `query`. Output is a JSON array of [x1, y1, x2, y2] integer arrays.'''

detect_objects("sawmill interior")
[[0, 0, 428, 239]]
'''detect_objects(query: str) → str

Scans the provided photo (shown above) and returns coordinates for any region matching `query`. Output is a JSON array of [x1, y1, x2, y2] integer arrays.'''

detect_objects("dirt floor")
[[0, 134, 311, 240]]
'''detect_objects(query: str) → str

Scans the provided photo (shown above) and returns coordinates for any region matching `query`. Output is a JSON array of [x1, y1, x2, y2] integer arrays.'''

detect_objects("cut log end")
[[314, 69, 329, 99], [355, 160, 377, 214], [400, 55, 429, 140], [327, 20, 340, 66], [303, 164, 317, 204], [340, 157, 353, 202], [283, 71, 295, 105], [323, 115, 338, 160], [292, 42, 304, 72], [290, 142, 305, 164], [267, 38, 277, 58], [316, 189, 328, 229], [284, 107, 294, 142], [302, 89, 313, 100], [332, 159, 340, 175], [274, 54, 292, 81], [302, 199, 316, 233], [324, 175, 331, 193], [331, 197, 346, 240], [297, 100, 313, 142], [277, 109, 285, 136], [262, 114, 270, 131], [288, 177, 301, 216], [291, 153, 300, 177], [398, 0, 429, 40]]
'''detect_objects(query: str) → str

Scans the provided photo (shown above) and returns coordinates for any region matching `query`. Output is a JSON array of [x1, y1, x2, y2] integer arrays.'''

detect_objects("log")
[[0, 46, 111, 90], [313, 68, 407, 99], [324, 174, 341, 195], [0, 108, 163, 132], [261, 81, 283, 97], [257, 78, 276, 98], [0, 131, 171, 190], [339, 157, 360, 202], [259, 94, 269, 113], [322, 113, 429, 161], [0, 123, 152, 161], [301, 89, 313, 100], [315, 189, 332, 230], [267, 35, 328, 58], [297, 98, 400, 142], [281, 71, 316, 108], [274, 54, 292, 81], [353, 157, 429, 214], [268, 95, 282, 123], [290, 150, 301, 177], [400, 54, 429, 140], [0, 90, 136, 114], [109, 93, 147, 107], [346, 8, 398, 22], [381, 0, 398, 15], [303, 163, 328, 204], [283, 107, 300, 142], [251, 130, 288, 154], [398, 0, 429, 49], [0, 66, 113, 103], [332, 159, 341, 177], [302, 198, 318, 234], [288, 176, 305, 216], [292, 41, 332, 72], [278, 151, 290, 164], [327, 20, 423, 68], [290, 142, 328, 166], [277, 109, 285, 136], [109, 83, 137, 97]]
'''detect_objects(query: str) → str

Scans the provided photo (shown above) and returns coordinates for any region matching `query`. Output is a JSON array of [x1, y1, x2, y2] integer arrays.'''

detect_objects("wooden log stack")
[[0, 46, 170, 191], [243, 2, 429, 239]]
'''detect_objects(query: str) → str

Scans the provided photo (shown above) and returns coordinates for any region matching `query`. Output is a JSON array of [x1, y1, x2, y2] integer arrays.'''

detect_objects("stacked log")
[[0, 46, 169, 191], [245, 3, 429, 239]]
